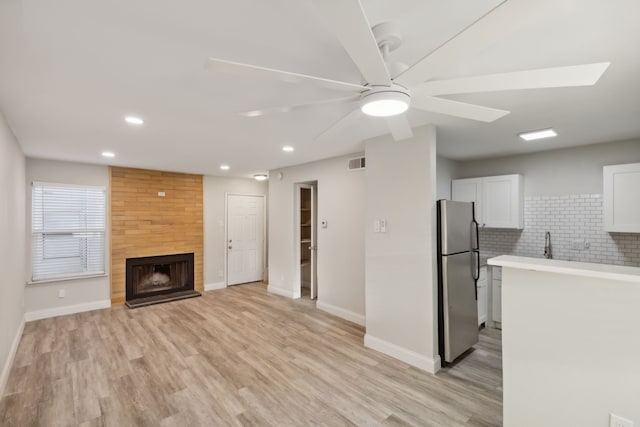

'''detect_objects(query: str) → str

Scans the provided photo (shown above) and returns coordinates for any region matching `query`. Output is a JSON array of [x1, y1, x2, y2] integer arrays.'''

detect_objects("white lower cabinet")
[[492, 267, 502, 323], [477, 267, 487, 326]]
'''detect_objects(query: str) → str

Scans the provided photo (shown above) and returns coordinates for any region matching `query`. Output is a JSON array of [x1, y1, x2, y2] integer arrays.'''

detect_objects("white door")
[[227, 195, 264, 286]]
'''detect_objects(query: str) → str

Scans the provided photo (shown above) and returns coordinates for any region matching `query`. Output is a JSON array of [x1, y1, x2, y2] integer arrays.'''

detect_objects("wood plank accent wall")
[[110, 167, 204, 304]]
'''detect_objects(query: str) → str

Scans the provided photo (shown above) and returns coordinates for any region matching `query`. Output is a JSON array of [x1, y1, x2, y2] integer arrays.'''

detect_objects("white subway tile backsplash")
[[480, 194, 640, 266]]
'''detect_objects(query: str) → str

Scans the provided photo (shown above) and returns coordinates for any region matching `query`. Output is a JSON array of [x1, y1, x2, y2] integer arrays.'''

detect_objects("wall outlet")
[[571, 239, 589, 250], [58, 289, 65, 298], [610, 413, 633, 427], [380, 219, 387, 233]]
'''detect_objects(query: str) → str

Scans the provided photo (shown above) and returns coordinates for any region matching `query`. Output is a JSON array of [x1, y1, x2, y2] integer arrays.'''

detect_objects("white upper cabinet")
[[482, 175, 524, 229], [451, 178, 483, 224], [452, 174, 524, 229], [603, 163, 640, 233]]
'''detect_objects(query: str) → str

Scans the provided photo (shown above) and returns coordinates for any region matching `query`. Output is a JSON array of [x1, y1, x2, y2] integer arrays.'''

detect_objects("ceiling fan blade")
[[206, 58, 366, 92], [315, 108, 363, 143], [412, 96, 509, 122], [416, 63, 611, 96], [311, 0, 391, 86], [239, 95, 359, 117], [395, 0, 550, 88], [385, 115, 413, 141]]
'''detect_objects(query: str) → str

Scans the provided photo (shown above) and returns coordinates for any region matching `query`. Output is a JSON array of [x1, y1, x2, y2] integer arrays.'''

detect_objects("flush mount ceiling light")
[[282, 146, 294, 152], [101, 151, 115, 158], [360, 86, 410, 117], [519, 128, 558, 141], [253, 174, 268, 181], [124, 116, 144, 125], [220, 165, 230, 171]]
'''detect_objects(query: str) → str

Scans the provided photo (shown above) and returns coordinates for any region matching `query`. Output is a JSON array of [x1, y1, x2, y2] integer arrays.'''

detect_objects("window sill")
[[28, 273, 108, 285]]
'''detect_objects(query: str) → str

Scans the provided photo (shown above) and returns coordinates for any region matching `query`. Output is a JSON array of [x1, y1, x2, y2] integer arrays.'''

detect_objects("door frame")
[[224, 193, 267, 286], [294, 182, 317, 299]]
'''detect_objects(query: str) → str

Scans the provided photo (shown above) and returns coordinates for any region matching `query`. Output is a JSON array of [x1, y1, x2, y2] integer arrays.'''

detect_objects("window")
[[31, 182, 106, 282]]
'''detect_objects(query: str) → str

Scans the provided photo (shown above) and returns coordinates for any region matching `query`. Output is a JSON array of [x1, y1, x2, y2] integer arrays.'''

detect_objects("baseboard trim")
[[364, 333, 441, 374], [0, 319, 25, 397], [267, 285, 298, 299], [24, 299, 111, 322], [316, 300, 365, 326], [204, 282, 226, 292]]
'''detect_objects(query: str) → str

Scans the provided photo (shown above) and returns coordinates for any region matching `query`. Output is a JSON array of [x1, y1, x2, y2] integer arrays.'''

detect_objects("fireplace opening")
[[125, 253, 201, 308]]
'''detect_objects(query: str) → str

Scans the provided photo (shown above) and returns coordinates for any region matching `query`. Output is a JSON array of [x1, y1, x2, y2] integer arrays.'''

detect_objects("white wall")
[[364, 125, 440, 373], [501, 266, 640, 426], [0, 112, 26, 395], [268, 153, 366, 325], [455, 139, 640, 196], [436, 155, 457, 200], [24, 159, 110, 319], [203, 176, 267, 289]]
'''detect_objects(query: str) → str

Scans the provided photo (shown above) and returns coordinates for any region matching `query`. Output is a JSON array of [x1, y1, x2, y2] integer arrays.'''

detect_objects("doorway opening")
[[226, 194, 266, 286], [296, 182, 317, 300]]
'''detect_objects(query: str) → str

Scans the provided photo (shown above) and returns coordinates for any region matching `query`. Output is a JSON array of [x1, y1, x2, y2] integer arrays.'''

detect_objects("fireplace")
[[125, 253, 201, 308]]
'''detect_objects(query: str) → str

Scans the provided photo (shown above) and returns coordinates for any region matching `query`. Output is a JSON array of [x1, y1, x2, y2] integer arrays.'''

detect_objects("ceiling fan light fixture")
[[519, 128, 558, 141], [360, 90, 410, 117]]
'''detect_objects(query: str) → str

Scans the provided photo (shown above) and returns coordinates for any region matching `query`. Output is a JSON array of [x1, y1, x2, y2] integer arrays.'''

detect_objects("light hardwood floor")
[[0, 283, 502, 426]]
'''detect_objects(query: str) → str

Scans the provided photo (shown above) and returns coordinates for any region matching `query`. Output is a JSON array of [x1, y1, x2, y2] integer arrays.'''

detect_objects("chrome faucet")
[[544, 232, 552, 259]]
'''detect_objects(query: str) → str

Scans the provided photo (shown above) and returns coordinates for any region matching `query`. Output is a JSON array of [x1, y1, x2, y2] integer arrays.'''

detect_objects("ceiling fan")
[[205, 0, 609, 142]]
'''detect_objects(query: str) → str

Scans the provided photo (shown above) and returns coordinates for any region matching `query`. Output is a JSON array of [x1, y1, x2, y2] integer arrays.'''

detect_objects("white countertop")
[[488, 255, 640, 283]]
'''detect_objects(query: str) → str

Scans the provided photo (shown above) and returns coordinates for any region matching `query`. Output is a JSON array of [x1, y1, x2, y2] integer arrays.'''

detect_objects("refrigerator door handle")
[[471, 218, 480, 251], [473, 251, 479, 300], [471, 251, 480, 281]]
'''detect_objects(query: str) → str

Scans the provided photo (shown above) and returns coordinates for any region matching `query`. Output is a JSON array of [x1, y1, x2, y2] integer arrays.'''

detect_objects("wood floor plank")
[[1, 282, 502, 426]]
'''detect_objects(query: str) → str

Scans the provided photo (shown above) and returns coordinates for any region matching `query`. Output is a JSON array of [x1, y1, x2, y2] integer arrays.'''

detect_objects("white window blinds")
[[31, 182, 106, 282]]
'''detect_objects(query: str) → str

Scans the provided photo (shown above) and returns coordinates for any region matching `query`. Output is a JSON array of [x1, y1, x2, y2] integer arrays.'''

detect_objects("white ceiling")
[[1, 0, 639, 177]]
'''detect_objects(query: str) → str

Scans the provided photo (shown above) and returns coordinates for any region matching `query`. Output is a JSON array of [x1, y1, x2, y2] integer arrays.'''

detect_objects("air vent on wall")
[[348, 156, 366, 171]]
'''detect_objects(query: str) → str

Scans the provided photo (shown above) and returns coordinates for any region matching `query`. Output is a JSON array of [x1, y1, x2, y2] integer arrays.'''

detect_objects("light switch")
[[158, 191, 166, 197]]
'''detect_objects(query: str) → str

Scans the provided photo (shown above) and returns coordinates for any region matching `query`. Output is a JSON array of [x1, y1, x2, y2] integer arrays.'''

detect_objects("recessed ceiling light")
[[220, 165, 230, 171], [101, 151, 115, 158], [282, 146, 294, 152], [519, 128, 557, 141], [253, 174, 268, 181], [124, 116, 144, 125]]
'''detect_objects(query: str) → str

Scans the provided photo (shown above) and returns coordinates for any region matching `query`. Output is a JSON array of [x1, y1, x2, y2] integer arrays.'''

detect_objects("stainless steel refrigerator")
[[437, 199, 480, 364]]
